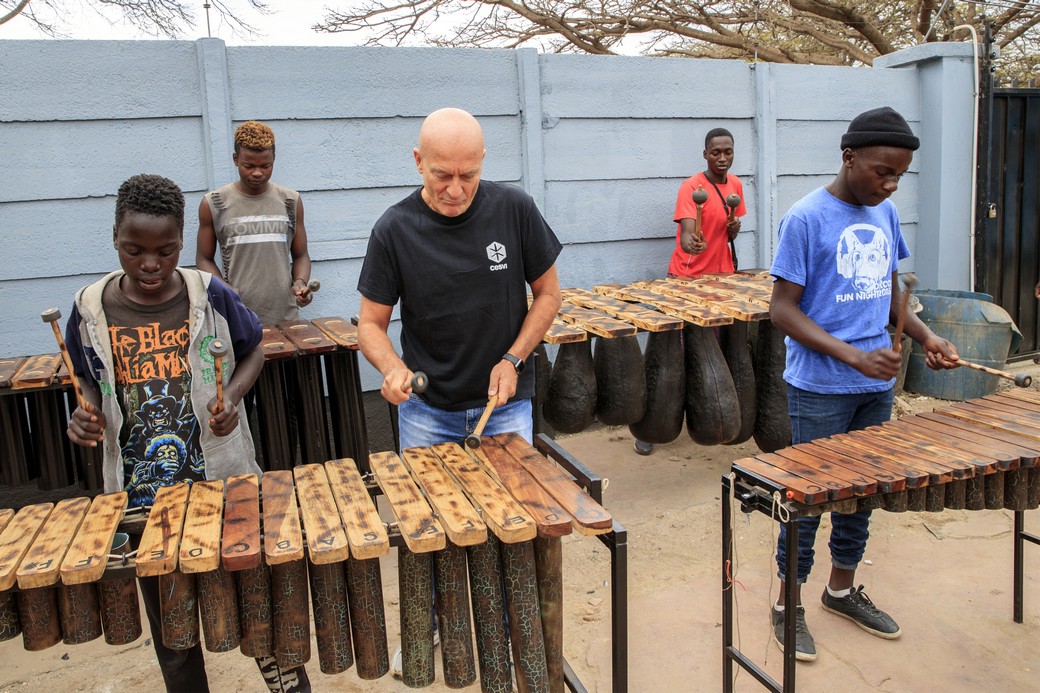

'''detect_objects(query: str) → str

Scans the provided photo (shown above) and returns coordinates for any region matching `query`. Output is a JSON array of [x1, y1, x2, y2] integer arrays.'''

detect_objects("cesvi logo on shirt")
[[487, 241, 508, 271]]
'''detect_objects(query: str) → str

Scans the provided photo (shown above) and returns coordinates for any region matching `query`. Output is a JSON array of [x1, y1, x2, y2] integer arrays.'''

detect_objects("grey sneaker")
[[821, 585, 901, 639], [771, 605, 816, 662]]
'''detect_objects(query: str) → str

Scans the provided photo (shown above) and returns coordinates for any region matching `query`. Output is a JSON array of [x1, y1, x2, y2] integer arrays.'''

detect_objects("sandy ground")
[[2, 373, 1039, 692]]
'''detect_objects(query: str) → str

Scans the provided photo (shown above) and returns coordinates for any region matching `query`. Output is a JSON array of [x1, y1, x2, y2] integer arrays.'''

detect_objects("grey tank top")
[[204, 182, 300, 325]]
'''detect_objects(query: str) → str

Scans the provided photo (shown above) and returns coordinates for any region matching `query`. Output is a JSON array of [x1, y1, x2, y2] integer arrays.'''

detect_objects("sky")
[[1, 0, 367, 46]]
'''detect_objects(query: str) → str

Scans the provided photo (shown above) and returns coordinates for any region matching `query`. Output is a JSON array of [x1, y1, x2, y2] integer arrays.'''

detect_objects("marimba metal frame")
[[535, 433, 628, 693], [722, 468, 1037, 693]]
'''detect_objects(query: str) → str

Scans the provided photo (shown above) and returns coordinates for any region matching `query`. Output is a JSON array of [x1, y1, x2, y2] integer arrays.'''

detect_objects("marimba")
[[540, 273, 790, 452], [0, 434, 630, 692], [722, 389, 1040, 693], [0, 317, 370, 493]]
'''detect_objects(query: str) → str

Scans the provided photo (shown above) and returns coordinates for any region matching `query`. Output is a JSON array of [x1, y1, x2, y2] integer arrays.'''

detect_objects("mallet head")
[[1015, 373, 1033, 388], [464, 434, 481, 449], [691, 187, 709, 205], [41, 307, 62, 323], [726, 193, 741, 209], [208, 339, 229, 359], [411, 371, 428, 394], [307, 280, 320, 293]]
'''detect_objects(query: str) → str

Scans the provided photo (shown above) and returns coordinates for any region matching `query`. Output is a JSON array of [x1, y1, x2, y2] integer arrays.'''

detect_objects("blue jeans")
[[775, 385, 894, 583], [398, 396, 533, 449]]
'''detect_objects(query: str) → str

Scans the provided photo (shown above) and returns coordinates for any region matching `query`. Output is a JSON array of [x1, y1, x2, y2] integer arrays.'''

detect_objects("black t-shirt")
[[358, 180, 562, 411], [102, 279, 205, 508]]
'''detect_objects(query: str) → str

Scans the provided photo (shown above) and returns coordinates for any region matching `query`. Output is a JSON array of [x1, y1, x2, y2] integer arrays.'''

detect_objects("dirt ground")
[[2, 367, 1039, 693]]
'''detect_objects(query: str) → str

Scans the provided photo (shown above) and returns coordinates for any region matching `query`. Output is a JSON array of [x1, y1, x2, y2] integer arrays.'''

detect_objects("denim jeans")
[[398, 395, 533, 449], [775, 384, 894, 583]]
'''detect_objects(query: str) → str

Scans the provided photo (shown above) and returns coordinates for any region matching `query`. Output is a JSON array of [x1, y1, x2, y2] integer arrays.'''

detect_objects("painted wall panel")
[[0, 118, 208, 203], [540, 54, 755, 117], [543, 118, 756, 182], [226, 47, 521, 119], [0, 41, 201, 122]]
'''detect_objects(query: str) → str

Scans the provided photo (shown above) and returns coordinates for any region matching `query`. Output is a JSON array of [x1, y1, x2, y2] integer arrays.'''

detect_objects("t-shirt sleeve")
[[770, 211, 809, 287], [674, 177, 697, 223], [356, 223, 401, 307], [520, 196, 563, 283], [891, 206, 910, 265], [210, 278, 262, 359], [64, 301, 90, 383]]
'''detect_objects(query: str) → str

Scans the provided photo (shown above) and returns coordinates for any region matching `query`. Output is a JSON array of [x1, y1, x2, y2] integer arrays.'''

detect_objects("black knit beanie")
[[840, 106, 920, 151]]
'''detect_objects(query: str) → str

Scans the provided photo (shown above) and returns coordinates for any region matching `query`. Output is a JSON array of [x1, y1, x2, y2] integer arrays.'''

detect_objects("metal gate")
[[976, 88, 1040, 357]]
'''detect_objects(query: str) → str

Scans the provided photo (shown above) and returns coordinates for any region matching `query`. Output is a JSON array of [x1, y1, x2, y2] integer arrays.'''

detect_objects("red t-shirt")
[[667, 172, 746, 277]]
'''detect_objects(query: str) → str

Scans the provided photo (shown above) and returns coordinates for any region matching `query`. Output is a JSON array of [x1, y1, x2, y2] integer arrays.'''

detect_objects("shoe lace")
[[793, 606, 811, 635], [848, 585, 881, 614]]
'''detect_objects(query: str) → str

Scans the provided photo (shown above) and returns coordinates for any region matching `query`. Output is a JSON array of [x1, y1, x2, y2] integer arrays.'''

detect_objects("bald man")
[[357, 107, 562, 452]]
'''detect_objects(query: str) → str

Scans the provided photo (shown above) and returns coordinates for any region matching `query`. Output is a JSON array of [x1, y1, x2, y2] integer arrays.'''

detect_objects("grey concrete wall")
[[0, 40, 975, 389]]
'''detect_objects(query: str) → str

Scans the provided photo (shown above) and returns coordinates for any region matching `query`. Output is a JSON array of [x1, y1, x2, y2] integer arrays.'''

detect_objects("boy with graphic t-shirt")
[[197, 120, 313, 325], [767, 107, 959, 663], [65, 174, 310, 693]]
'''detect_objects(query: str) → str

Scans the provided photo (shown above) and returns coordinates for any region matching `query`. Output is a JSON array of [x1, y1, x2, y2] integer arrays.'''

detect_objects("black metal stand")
[[536, 433, 628, 693], [1014, 510, 1039, 623], [725, 469, 1037, 692], [721, 471, 802, 693]]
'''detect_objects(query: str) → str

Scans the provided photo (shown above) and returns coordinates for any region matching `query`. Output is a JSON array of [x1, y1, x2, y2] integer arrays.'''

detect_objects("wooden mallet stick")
[[691, 186, 709, 243], [953, 358, 1032, 388], [209, 339, 229, 414], [892, 272, 918, 352], [464, 393, 500, 449], [725, 193, 741, 223], [41, 307, 88, 410]]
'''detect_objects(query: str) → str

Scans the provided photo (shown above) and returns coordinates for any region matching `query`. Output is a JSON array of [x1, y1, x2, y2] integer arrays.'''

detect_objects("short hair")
[[704, 128, 734, 148], [234, 120, 276, 154], [114, 174, 185, 232]]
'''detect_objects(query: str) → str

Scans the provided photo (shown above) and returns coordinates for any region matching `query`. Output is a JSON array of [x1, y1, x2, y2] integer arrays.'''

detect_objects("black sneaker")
[[821, 585, 901, 639], [771, 605, 816, 662]]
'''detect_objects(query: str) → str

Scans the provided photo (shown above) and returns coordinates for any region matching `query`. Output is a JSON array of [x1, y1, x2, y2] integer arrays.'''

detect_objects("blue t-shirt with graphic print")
[[770, 186, 909, 394]]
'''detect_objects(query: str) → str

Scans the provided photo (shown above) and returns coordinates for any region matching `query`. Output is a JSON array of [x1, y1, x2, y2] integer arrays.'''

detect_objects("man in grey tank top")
[[197, 120, 313, 325]]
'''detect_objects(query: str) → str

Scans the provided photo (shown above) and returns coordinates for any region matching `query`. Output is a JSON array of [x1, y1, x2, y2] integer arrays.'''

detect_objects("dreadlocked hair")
[[234, 120, 276, 154], [115, 174, 185, 233], [705, 127, 734, 148]]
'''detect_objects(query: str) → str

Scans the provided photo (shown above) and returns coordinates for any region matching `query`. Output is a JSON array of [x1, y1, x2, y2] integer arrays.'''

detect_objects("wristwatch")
[[501, 352, 525, 374]]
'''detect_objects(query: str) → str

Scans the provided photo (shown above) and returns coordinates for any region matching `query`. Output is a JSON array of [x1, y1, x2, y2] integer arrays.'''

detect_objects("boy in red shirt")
[[636, 129, 748, 456], [668, 128, 747, 278]]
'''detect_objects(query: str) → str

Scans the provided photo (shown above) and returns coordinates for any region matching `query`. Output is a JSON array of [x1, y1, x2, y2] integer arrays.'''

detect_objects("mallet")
[[464, 393, 500, 449], [691, 186, 709, 242], [726, 193, 741, 223], [891, 272, 918, 352], [209, 339, 229, 414], [41, 307, 89, 410], [953, 358, 1032, 388], [411, 371, 428, 394]]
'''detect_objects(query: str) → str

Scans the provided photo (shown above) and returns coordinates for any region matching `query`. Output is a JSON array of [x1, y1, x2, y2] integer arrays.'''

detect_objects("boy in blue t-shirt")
[[768, 107, 959, 662]]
